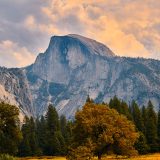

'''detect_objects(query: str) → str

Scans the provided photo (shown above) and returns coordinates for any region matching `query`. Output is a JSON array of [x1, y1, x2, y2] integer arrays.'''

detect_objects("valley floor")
[[18, 153, 160, 160]]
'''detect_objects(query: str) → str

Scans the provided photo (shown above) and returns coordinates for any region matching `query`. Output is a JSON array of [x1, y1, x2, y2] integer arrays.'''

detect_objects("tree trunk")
[[98, 153, 102, 160]]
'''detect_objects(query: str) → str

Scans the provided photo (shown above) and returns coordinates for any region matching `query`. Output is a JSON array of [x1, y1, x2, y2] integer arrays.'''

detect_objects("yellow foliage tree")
[[67, 102, 139, 160]]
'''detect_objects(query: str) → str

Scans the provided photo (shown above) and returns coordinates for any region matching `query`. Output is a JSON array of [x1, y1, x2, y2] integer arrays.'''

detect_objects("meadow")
[[18, 153, 160, 160]]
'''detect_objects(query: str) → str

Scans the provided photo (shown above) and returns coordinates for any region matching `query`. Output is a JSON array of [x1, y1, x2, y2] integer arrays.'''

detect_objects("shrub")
[[66, 146, 93, 160], [0, 154, 17, 160]]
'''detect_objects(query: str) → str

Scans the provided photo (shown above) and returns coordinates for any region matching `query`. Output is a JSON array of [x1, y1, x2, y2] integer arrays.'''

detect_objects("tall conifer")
[[130, 101, 144, 132], [157, 106, 160, 150], [146, 101, 158, 152]]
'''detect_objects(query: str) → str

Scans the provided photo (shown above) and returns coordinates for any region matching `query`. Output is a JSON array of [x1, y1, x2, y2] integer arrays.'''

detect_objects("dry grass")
[[17, 154, 160, 160], [101, 154, 160, 160], [18, 157, 66, 160]]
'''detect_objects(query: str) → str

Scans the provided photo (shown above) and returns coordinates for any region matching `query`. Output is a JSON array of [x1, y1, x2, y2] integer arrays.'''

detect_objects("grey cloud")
[[0, 0, 50, 55], [0, 0, 44, 22]]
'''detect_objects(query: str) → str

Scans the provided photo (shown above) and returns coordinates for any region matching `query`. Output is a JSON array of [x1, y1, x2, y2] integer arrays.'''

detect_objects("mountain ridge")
[[0, 34, 160, 119]]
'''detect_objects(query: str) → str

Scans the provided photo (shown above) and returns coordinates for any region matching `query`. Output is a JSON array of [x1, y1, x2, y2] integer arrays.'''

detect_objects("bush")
[[0, 154, 17, 160], [66, 146, 93, 160]]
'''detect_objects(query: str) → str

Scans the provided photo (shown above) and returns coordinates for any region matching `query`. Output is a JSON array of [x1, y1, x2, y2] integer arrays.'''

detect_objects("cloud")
[[0, 40, 36, 67], [0, 0, 160, 67], [41, 0, 152, 58]]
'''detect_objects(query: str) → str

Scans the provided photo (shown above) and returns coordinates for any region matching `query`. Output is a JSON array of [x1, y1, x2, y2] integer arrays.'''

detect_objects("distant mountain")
[[0, 34, 160, 119]]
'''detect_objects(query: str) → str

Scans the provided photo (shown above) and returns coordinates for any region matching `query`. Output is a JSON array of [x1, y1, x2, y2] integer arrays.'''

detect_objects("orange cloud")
[[0, 40, 36, 67], [40, 0, 152, 58]]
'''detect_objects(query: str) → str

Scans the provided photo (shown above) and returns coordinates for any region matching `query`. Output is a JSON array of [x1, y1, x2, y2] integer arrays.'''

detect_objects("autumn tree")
[[67, 102, 139, 160]]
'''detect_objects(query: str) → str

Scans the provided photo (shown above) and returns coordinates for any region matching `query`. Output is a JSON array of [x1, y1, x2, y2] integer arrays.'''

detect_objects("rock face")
[[0, 67, 35, 117], [0, 34, 160, 119]]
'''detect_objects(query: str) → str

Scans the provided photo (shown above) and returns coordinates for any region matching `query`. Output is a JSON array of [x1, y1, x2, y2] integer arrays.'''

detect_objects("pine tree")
[[55, 131, 66, 155], [18, 116, 32, 156], [66, 121, 73, 145], [109, 95, 121, 113], [141, 106, 147, 136], [36, 116, 48, 155], [60, 115, 74, 155], [129, 103, 149, 154], [60, 115, 68, 139], [29, 117, 41, 155], [120, 101, 132, 120], [86, 95, 94, 103], [45, 104, 64, 155], [60, 115, 68, 146], [146, 101, 158, 152], [157, 107, 160, 151], [18, 117, 41, 156], [130, 101, 144, 132], [46, 104, 60, 133], [109, 97, 132, 120]]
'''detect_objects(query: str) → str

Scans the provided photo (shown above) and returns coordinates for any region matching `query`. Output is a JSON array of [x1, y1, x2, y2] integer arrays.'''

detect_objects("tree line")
[[0, 102, 72, 156], [0, 96, 160, 159], [109, 96, 160, 154], [18, 105, 72, 156]]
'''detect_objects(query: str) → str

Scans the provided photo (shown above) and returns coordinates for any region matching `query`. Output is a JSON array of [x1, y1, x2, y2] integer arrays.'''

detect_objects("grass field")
[[18, 157, 66, 160], [18, 153, 160, 160]]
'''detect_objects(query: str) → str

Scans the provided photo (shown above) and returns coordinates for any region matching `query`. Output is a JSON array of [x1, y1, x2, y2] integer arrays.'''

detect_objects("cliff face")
[[0, 67, 35, 117], [0, 34, 160, 119]]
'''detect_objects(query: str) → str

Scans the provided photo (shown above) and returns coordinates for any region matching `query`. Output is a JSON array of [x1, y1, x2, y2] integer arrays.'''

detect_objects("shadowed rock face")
[[0, 34, 160, 119]]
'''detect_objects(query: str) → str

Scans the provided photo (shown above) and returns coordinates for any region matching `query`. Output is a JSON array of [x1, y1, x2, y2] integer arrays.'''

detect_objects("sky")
[[0, 0, 160, 67]]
